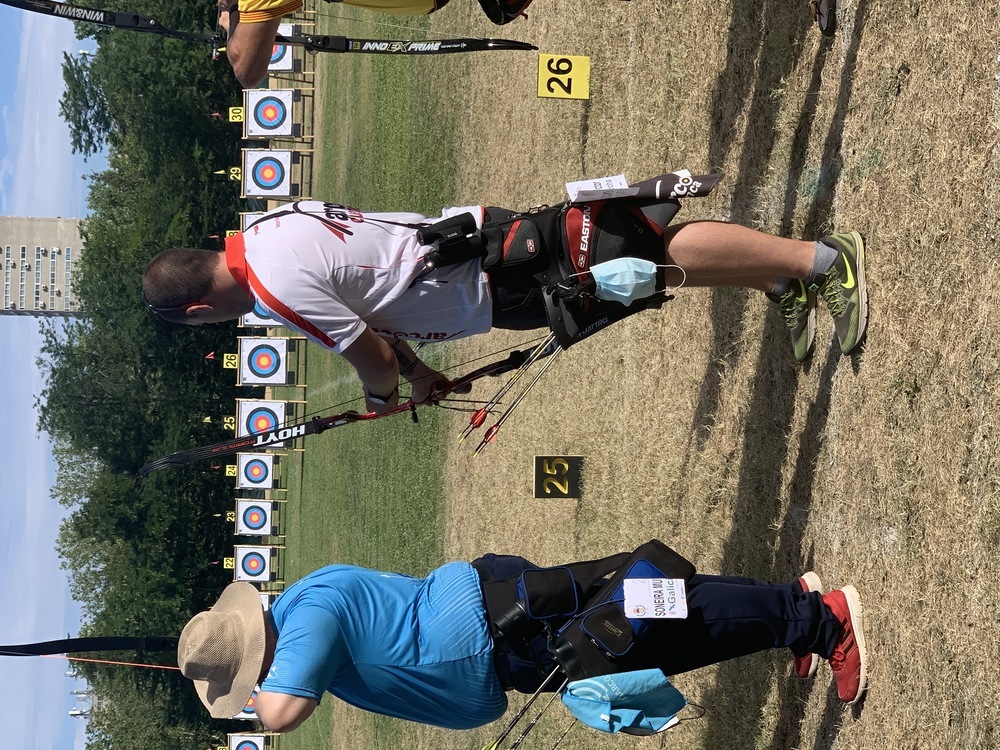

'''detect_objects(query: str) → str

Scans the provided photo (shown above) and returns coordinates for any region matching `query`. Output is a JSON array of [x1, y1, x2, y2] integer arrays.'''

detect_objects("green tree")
[[60, 52, 112, 158]]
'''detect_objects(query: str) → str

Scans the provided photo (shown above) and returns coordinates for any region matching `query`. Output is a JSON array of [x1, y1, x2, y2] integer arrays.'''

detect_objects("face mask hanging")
[[587, 258, 686, 305]]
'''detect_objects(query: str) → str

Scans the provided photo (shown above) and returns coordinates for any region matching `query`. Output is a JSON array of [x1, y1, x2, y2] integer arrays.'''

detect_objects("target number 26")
[[537, 55, 590, 100]]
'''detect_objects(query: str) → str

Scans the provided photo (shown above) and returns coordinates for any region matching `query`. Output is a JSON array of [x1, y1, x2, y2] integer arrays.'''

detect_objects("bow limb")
[[138, 402, 413, 476], [137, 345, 547, 476], [0, 0, 219, 43], [0, 635, 178, 657], [292, 34, 536, 54], [431, 338, 561, 402], [0, 0, 537, 55]]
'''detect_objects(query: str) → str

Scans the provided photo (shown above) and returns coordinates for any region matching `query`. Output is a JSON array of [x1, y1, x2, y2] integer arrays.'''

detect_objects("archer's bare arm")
[[256, 691, 318, 733], [217, 5, 281, 87], [384, 338, 449, 405], [340, 328, 404, 414]]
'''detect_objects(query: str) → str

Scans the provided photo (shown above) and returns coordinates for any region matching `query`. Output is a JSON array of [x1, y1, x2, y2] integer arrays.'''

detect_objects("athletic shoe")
[[809, 0, 837, 37], [822, 585, 868, 704], [768, 279, 817, 362], [793, 571, 824, 678], [810, 231, 868, 355], [476, 0, 534, 24]]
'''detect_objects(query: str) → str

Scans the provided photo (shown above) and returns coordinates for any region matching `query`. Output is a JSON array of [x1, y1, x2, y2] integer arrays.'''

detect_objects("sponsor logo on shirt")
[[321, 203, 365, 225], [371, 328, 468, 341]]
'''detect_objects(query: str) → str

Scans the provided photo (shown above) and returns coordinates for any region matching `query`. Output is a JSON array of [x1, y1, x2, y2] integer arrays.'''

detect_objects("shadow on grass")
[[690, 0, 812, 452], [693, 1, 872, 749], [800, 0, 872, 239]]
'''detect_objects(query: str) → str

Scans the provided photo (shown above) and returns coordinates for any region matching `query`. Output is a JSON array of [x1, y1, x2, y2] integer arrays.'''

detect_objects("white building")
[[0, 216, 83, 316]]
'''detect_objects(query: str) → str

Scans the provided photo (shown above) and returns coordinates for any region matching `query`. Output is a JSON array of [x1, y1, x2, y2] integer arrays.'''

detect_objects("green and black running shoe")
[[810, 231, 868, 354], [768, 279, 817, 362]]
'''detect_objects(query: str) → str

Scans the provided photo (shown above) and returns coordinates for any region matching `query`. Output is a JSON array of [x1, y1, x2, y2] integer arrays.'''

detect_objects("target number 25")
[[537, 55, 590, 100]]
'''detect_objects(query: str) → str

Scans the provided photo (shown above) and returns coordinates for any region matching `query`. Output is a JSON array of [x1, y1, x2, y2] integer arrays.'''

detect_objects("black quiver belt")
[[417, 171, 724, 348], [552, 540, 695, 680], [476, 540, 695, 684]]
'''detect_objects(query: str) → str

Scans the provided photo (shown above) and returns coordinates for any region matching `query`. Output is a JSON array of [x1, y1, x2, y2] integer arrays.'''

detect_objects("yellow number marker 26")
[[536, 54, 590, 100]]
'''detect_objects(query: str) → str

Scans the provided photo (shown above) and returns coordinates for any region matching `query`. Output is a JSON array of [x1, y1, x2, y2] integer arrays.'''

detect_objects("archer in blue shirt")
[[258, 562, 507, 730], [176, 548, 867, 733]]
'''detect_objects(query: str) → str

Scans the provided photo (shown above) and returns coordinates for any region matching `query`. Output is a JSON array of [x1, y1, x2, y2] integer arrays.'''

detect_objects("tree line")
[[38, 2, 261, 746]]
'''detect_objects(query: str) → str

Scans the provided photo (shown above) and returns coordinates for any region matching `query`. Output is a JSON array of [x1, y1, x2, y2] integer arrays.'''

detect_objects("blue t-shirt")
[[261, 561, 508, 729]]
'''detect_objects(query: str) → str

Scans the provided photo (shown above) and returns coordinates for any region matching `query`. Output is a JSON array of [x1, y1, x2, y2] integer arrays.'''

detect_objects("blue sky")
[[0, 6, 106, 748]]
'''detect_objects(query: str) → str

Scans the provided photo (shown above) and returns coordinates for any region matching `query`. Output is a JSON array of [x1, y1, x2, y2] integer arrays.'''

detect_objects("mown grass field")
[[274, 1, 1000, 749]]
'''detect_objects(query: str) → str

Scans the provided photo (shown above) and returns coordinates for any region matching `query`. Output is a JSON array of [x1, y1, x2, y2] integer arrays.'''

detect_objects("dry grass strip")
[[306, 0, 1000, 747]]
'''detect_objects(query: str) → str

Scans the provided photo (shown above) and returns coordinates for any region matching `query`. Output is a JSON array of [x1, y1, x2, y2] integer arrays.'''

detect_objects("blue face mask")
[[588, 258, 683, 305]]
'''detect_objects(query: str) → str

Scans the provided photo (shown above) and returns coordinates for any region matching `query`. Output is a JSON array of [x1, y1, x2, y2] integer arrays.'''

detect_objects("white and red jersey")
[[225, 201, 493, 353]]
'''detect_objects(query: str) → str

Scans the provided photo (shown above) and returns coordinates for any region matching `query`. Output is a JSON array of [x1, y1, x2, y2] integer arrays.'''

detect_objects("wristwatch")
[[367, 386, 397, 405]]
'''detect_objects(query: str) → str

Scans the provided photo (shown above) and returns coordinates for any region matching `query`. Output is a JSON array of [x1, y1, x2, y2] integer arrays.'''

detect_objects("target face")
[[235, 546, 273, 582], [241, 551, 266, 576], [239, 299, 272, 328], [244, 90, 295, 138], [241, 150, 293, 198], [230, 735, 266, 750], [251, 159, 285, 191], [236, 453, 276, 489], [232, 690, 260, 719], [236, 499, 274, 536], [238, 337, 289, 384], [242, 505, 268, 530], [243, 459, 269, 484], [267, 24, 295, 71], [240, 212, 266, 230], [254, 97, 286, 130], [242, 689, 259, 714], [246, 406, 279, 435], [237, 400, 288, 446]]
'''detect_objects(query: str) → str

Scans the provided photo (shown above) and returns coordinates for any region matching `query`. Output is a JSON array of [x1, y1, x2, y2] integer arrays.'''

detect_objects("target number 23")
[[537, 55, 590, 100]]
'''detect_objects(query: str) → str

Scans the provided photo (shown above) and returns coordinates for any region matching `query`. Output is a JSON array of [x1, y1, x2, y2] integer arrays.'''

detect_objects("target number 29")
[[537, 55, 590, 100]]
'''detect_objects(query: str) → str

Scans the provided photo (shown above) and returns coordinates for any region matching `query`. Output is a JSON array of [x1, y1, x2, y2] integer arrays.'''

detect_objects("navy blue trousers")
[[657, 573, 841, 672], [474, 554, 841, 692]]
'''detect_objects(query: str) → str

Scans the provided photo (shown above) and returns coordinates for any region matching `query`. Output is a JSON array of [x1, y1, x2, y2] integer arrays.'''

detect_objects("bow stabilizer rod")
[[0, 635, 179, 657]]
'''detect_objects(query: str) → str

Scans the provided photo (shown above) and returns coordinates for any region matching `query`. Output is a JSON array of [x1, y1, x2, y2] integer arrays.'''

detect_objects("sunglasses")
[[141, 288, 193, 317]]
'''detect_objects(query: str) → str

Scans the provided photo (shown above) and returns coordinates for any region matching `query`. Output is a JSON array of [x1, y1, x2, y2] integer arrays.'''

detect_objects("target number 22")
[[537, 55, 590, 100]]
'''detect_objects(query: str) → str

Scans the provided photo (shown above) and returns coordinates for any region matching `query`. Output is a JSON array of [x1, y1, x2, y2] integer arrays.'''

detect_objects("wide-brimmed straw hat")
[[178, 582, 266, 718]]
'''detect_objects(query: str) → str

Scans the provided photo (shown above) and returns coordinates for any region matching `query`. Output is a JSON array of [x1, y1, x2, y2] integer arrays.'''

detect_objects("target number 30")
[[537, 54, 590, 100]]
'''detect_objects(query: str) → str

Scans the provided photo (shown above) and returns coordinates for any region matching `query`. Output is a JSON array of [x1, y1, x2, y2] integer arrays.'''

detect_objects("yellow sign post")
[[537, 55, 590, 100]]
